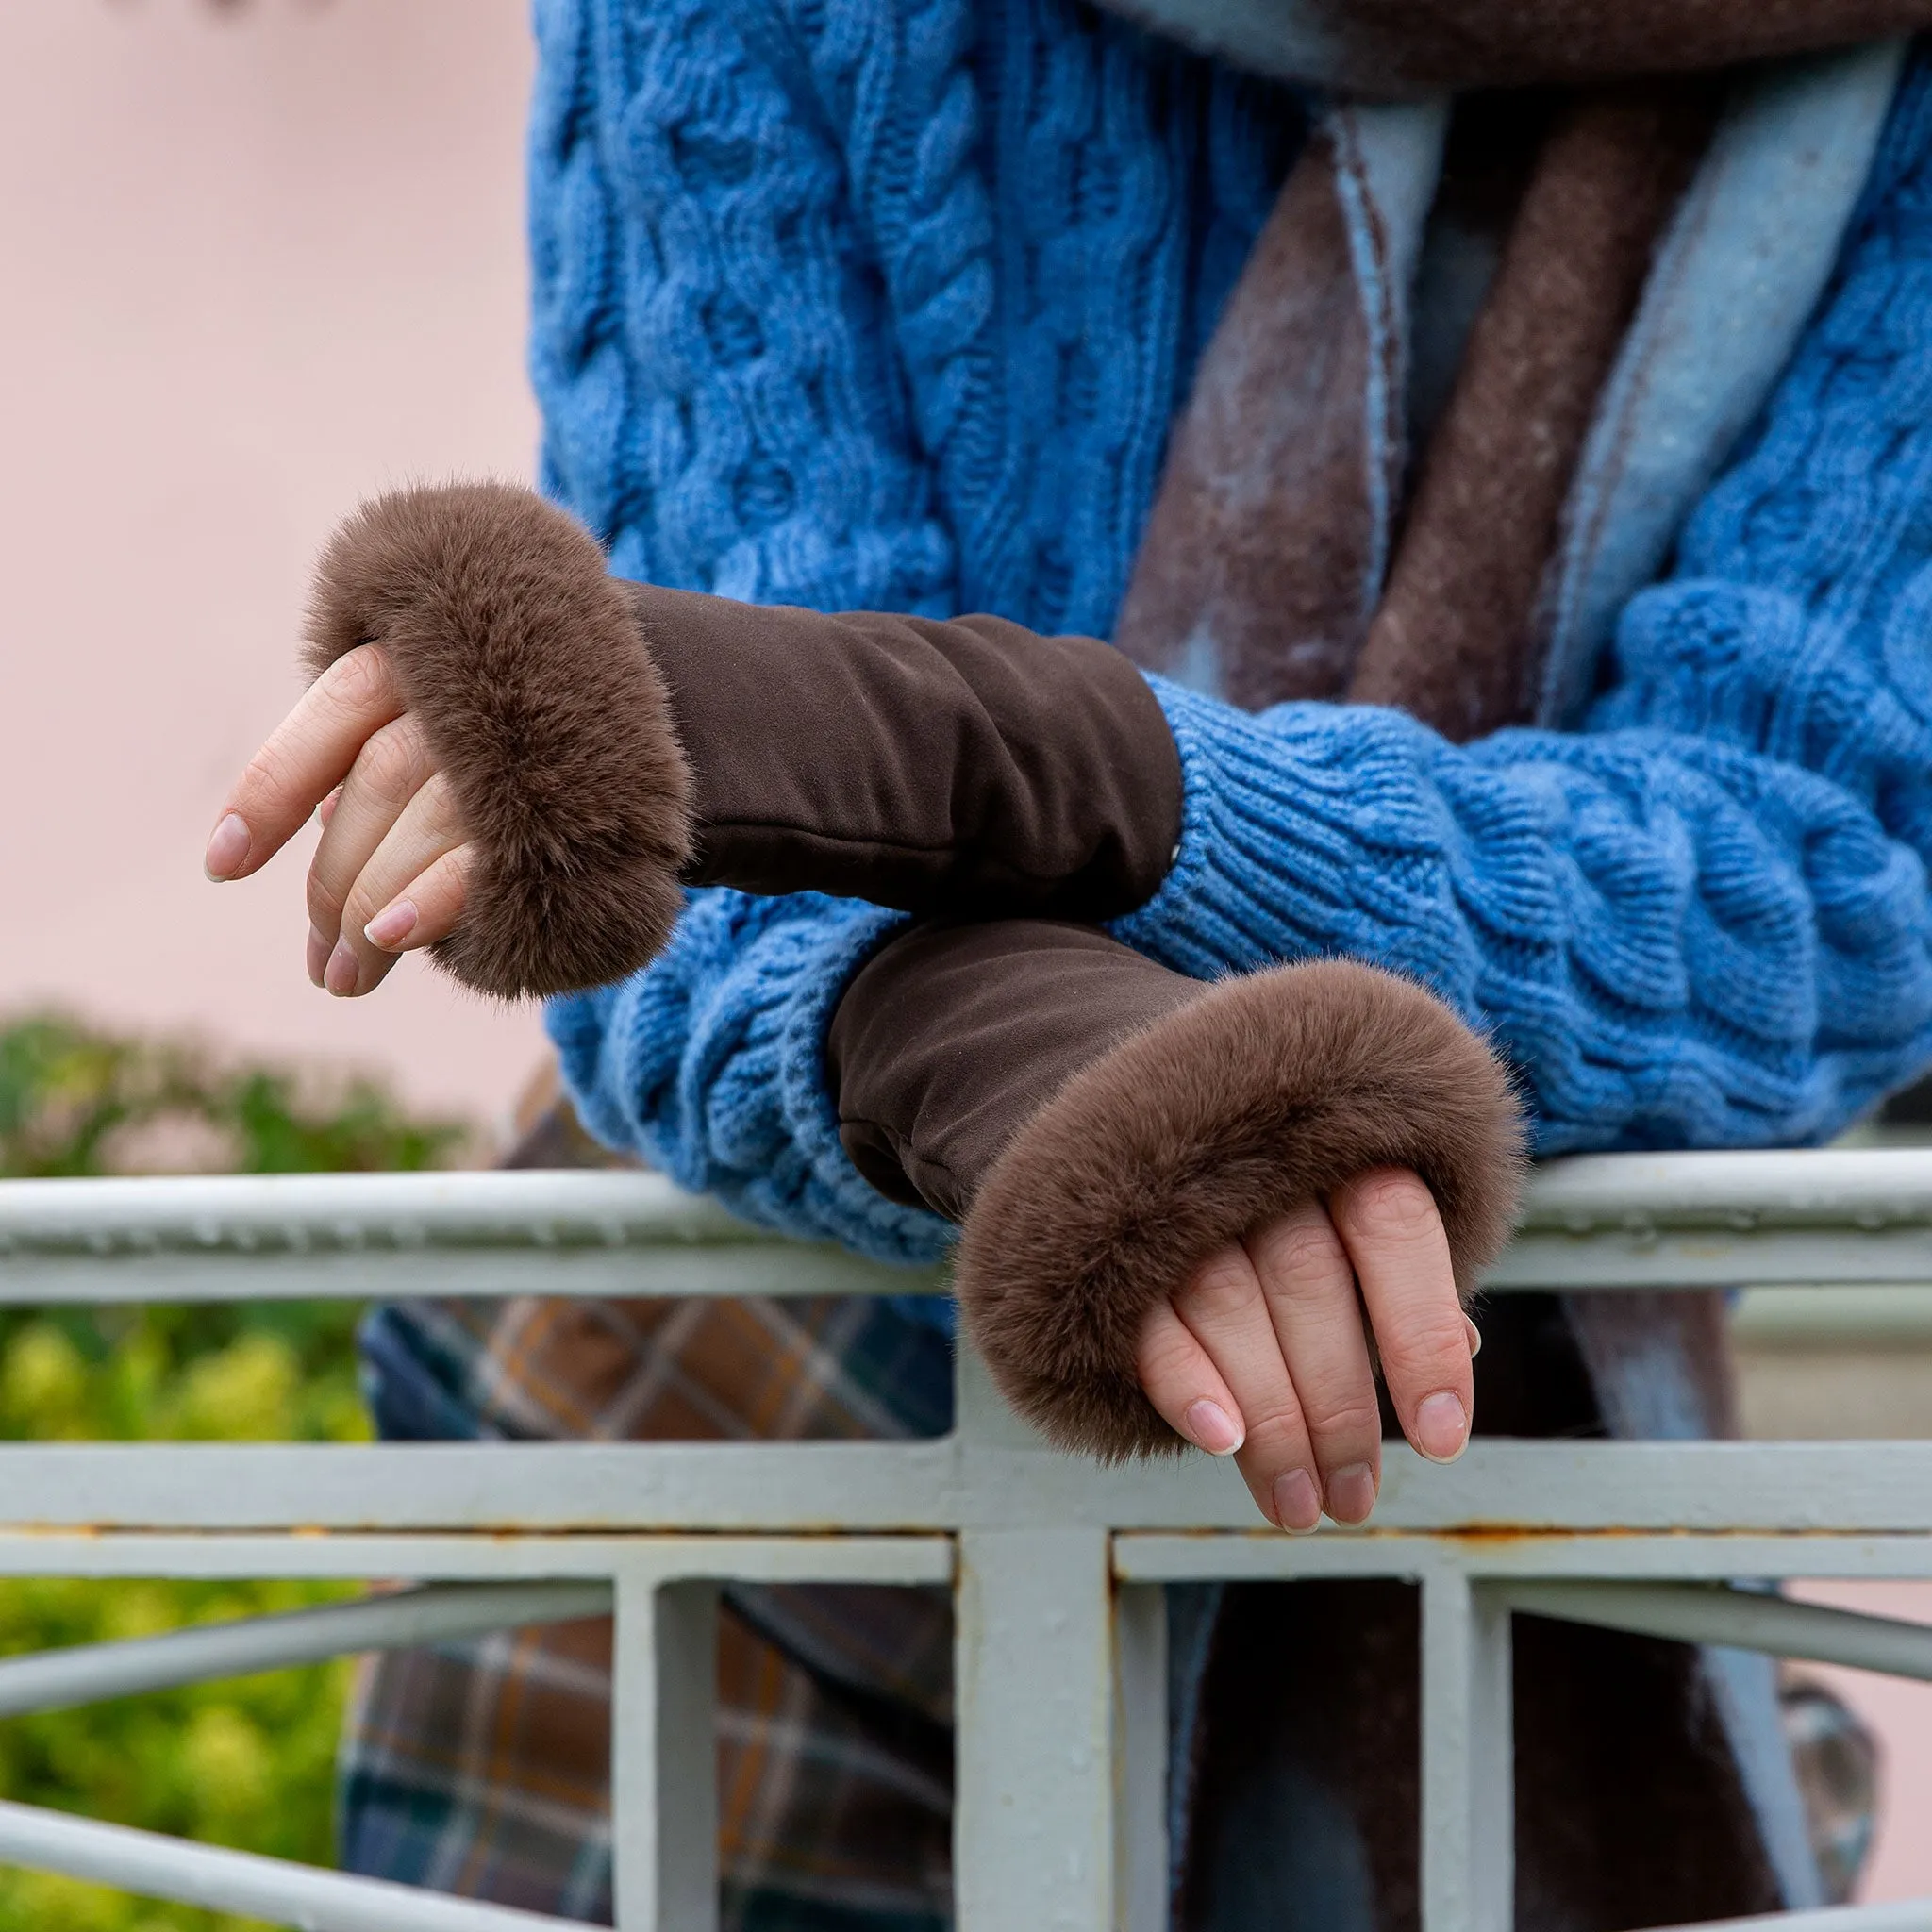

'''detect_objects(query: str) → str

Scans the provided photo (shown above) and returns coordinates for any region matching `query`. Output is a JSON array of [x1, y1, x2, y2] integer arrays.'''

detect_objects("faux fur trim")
[[304, 483, 692, 999], [954, 958, 1527, 1460]]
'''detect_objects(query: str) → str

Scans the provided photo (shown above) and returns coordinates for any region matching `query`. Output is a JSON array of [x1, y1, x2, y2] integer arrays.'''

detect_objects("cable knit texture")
[[539, 0, 1299, 1257], [543, 8, 1932, 1255], [1115, 62, 1932, 1151]]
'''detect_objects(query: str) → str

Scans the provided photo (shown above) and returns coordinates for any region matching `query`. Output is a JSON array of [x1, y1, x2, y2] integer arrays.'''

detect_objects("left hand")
[[204, 643, 474, 997], [1134, 1167, 1480, 1531]]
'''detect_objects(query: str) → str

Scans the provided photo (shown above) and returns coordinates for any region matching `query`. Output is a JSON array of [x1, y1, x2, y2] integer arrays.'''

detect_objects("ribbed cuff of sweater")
[[1109, 676, 1932, 1158], [546, 890, 956, 1272], [1109, 675, 1477, 1003]]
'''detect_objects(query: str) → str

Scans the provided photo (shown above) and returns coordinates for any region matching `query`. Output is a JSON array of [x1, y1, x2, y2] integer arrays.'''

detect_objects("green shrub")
[[0, 1012, 473, 1931]]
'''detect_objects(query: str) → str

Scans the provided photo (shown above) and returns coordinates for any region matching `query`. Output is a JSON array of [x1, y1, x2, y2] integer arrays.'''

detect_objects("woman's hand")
[[204, 644, 473, 998], [1136, 1167, 1478, 1531]]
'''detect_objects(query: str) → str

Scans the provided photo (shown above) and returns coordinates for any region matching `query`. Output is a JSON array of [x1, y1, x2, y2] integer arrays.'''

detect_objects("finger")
[[307, 712, 436, 948], [1134, 1299, 1245, 1457], [1466, 1314, 1483, 1358], [1330, 1168, 1473, 1465], [363, 844, 473, 955], [207, 646, 403, 881], [322, 775, 467, 998], [1173, 1242, 1321, 1532], [308, 785, 346, 979], [1245, 1203, 1383, 1525]]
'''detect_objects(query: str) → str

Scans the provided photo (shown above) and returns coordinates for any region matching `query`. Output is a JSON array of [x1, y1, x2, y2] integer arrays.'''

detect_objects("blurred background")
[[0, 6, 539, 1926], [0, 0, 543, 1132], [0, 4, 1928, 1928]]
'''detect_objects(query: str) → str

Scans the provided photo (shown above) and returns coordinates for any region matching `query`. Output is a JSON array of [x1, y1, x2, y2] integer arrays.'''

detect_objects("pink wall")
[[0, 0, 544, 1126]]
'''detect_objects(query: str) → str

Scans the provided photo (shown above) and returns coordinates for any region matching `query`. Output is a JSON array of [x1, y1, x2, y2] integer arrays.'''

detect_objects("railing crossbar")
[[8, 1152, 1932, 1307], [0, 1796, 582, 1932], [1503, 1580, 1932, 1683], [1, 1155, 1930, 1930], [0, 1579, 612, 1721]]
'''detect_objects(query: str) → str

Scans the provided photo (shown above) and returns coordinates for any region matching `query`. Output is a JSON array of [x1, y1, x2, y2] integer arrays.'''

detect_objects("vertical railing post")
[[956, 1525, 1115, 1932], [610, 1568, 719, 1932], [1114, 1582, 1169, 1932], [1421, 1570, 1512, 1932], [953, 1342, 1129, 1931]]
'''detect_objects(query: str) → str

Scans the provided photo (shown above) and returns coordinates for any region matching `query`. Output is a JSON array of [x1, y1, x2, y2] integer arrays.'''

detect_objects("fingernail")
[[1465, 1316, 1483, 1358], [1325, 1462, 1377, 1525], [324, 941, 360, 997], [1272, 1469, 1322, 1534], [204, 813, 250, 880], [307, 925, 331, 988], [1416, 1391, 1469, 1463], [364, 899, 418, 951], [1183, 1399, 1242, 1456]]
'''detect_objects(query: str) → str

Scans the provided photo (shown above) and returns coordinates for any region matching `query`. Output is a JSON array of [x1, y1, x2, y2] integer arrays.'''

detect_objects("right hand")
[[203, 643, 473, 999], [1134, 1169, 1482, 1532]]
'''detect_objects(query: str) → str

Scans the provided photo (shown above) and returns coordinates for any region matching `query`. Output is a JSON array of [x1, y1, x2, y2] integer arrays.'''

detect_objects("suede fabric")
[[304, 486, 1184, 996], [828, 922, 1198, 1224], [628, 582, 1184, 920], [1117, 48, 1906, 727], [831, 922, 1525, 1459]]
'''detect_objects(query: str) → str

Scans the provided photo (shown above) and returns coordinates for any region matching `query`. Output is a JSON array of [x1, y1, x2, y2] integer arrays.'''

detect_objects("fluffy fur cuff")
[[954, 959, 1527, 1459], [304, 483, 692, 999]]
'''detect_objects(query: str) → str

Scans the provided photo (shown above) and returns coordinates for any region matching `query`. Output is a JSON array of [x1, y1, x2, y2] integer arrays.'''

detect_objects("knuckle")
[[423, 861, 470, 930], [238, 744, 292, 808], [1375, 1319, 1471, 1387], [1339, 1167, 1441, 1242], [1134, 1325, 1199, 1391], [417, 773, 469, 845], [1240, 1406, 1310, 1463], [324, 643, 395, 713], [1263, 1218, 1350, 1284], [352, 722, 423, 804], [1175, 1249, 1257, 1317], [307, 873, 344, 926], [1298, 1391, 1382, 1444], [341, 879, 383, 937]]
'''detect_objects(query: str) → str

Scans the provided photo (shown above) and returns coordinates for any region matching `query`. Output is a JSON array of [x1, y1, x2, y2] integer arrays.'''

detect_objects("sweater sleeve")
[[527, 0, 968, 614], [532, 0, 958, 1251], [1115, 59, 1932, 1153], [547, 891, 950, 1263]]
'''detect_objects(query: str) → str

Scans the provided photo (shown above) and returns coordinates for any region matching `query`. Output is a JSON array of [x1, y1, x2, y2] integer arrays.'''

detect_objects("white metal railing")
[[2, 1153, 1932, 1929]]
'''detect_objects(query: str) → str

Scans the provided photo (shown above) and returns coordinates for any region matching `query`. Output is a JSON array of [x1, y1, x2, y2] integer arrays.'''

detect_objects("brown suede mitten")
[[827, 921, 1527, 1459], [305, 483, 1181, 998]]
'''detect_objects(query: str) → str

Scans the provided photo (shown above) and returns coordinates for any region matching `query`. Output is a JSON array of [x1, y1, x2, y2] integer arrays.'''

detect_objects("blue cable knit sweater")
[[539, 0, 1932, 1268]]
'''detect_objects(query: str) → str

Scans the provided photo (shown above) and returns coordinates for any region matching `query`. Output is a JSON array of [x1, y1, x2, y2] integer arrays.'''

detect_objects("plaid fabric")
[[340, 1290, 956, 1930]]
